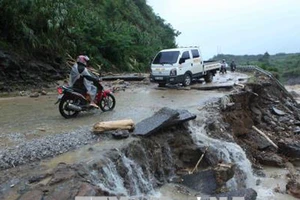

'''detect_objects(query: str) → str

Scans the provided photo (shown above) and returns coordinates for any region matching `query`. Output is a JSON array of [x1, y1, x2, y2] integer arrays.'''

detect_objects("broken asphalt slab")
[[133, 107, 196, 136]]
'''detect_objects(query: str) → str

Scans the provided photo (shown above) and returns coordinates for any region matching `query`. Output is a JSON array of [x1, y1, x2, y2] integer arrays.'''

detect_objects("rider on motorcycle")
[[69, 55, 99, 108]]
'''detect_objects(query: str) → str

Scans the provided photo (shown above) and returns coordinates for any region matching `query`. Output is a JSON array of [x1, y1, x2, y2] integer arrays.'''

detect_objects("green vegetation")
[[212, 52, 300, 83], [0, 0, 179, 72]]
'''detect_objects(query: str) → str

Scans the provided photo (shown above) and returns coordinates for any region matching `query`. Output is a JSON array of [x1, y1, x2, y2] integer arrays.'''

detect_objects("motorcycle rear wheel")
[[99, 93, 116, 112], [59, 96, 80, 119]]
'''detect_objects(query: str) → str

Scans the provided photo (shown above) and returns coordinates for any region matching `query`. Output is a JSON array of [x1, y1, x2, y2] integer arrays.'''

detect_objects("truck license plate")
[[155, 77, 163, 80]]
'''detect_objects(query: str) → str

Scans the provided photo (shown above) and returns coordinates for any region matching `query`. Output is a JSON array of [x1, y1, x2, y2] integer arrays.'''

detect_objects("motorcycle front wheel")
[[59, 96, 80, 119], [99, 93, 116, 112]]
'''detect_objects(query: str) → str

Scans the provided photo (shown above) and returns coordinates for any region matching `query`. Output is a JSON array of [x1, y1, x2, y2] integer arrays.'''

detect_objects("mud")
[[1, 71, 300, 200]]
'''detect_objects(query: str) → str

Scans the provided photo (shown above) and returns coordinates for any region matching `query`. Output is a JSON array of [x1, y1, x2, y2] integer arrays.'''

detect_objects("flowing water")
[[189, 123, 256, 189]]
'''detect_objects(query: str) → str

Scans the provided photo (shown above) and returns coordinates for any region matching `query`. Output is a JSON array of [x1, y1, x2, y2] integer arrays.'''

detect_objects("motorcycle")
[[55, 79, 116, 119]]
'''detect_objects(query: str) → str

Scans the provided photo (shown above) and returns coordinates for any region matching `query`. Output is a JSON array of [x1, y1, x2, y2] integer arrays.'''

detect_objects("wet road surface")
[[0, 72, 248, 147]]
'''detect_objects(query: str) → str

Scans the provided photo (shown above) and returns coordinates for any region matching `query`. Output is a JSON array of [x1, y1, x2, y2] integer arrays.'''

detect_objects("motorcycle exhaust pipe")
[[66, 103, 82, 111]]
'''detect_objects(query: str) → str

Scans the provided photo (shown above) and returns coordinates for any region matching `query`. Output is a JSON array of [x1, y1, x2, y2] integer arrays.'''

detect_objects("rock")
[[19, 190, 44, 200], [76, 183, 97, 196], [272, 107, 286, 116], [286, 180, 300, 199], [169, 176, 183, 183], [30, 92, 39, 98], [278, 139, 300, 158], [290, 91, 300, 98], [255, 152, 284, 167], [19, 91, 27, 96], [278, 116, 291, 123], [262, 115, 272, 124], [253, 169, 266, 177], [182, 169, 217, 195], [294, 121, 300, 126], [274, 126, 285, 132], [293, 127, 300, 135], [250, 105, 262, 116], [44, 180, 77, 200], [181, 163, 235, 195], [48, 164, 76, 185], [214, 163, 235, 190], [111, 130, 130, 139], [246, 131, 272, 150], [28, 173, 51, 184], [40, 90, 47, 95]]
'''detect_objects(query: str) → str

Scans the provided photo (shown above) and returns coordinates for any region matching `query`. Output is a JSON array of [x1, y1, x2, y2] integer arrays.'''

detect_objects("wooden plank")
[[252, 125, 278, 149]]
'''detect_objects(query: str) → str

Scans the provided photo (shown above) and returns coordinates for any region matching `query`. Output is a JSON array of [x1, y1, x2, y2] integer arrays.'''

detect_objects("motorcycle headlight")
[[170, 68, 177, 76]]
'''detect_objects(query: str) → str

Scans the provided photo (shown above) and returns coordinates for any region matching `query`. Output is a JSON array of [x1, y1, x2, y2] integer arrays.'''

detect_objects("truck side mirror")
[[179, 58, 185, 64]]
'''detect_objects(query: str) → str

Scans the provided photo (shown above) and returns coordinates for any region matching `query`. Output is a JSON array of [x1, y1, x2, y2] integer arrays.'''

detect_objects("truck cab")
[[150, 47, 219, 87]]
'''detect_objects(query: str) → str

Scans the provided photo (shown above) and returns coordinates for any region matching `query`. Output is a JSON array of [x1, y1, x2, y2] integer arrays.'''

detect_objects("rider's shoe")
[[89, 102, 99, 109]]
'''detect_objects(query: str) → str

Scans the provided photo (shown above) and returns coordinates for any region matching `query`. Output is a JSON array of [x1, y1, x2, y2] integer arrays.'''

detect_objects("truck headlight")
[[170, 68, 177, 76]]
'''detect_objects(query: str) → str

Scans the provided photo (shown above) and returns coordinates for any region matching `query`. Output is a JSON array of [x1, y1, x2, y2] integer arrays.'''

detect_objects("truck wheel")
[[158, 83, 166, 87], [183, 73, 192, 86], [204, 72, 213, 83]]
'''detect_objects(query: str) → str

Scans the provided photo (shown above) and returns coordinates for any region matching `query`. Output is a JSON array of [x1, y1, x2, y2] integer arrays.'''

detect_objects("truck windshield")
[[152, 51, 179, 65]]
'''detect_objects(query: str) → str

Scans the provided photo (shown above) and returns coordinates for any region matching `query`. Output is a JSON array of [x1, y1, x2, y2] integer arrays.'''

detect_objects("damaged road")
[[1, 70, 300, 200]]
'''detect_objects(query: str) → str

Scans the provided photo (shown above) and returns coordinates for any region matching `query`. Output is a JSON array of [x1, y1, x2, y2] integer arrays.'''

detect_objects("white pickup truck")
[[150, 47, 220, 87]]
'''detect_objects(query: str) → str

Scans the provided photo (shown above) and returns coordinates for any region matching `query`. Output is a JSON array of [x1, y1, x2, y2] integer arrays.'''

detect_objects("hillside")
[[0, 0, 179, 72], [212, 52, 300, 84]]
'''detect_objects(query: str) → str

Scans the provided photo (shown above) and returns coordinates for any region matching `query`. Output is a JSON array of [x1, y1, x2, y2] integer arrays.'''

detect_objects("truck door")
[[178, 50, 192, 75], [191, 49, 203, 74]]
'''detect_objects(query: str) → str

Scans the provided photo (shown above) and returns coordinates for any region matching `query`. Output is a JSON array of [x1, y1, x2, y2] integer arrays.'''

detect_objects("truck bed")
[[203, 61, 221, 71]]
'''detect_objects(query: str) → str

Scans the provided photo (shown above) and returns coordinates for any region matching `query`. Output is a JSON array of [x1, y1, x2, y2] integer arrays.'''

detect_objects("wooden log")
[[93, 119, 135, 133], [252, 125, 278, 149]]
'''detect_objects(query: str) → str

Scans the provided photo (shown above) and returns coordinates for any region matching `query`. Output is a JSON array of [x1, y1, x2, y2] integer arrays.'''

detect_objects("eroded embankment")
[[217, 74, 300, 198], [220, 78, 300, 166], [0, 124, 200, 199], [0, 107, 257, 200]]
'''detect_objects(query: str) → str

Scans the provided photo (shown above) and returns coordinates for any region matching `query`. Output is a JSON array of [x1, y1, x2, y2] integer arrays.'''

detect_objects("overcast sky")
[[147, 0, 300, 59]]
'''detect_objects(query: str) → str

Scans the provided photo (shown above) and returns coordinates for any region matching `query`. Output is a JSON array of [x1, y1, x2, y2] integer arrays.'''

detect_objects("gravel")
[[0, 128, 107, 169]]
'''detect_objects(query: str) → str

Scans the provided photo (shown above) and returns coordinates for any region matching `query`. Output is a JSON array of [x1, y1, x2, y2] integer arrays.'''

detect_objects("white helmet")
[[77, 55, 90, 66]]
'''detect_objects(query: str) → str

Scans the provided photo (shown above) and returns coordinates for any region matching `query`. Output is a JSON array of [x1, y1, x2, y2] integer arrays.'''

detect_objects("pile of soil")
[[220, 75, 300, 165], [211, 73, 300, 198]]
